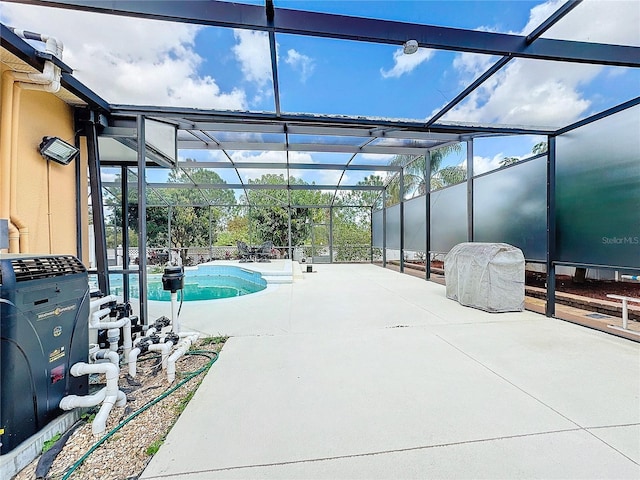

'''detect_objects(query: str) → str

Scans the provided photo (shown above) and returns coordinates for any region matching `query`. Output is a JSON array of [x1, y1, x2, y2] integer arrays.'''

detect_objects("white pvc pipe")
[[88, 302, 133, 362], [171, 292, 180, 334], [128, 347, 141, 377], [167, 334, 199, 383], [59, 386, 107, 410], [621, 275, 639, 282], [92, 349, 120, 367], [89, 295, 118, 317], [59, 361, 125, 436], [149, 341, 174, 370]]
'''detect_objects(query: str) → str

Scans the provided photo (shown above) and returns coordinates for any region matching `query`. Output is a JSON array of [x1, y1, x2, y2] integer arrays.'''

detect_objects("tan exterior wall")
[[1, 63, 88, 261]]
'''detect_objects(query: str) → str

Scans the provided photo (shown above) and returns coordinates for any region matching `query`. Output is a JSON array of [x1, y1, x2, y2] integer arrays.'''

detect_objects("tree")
[[386, 143, 465, 205], [532, 141, 548, 155], [241, 174, 333, 251], [111, 165, 236, 264], [499, 156, 520, 167]]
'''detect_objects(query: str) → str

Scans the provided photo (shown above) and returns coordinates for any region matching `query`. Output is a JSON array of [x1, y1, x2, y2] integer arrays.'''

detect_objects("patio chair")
[[256, 241, 273, 262], [237, 241, 253, 263]]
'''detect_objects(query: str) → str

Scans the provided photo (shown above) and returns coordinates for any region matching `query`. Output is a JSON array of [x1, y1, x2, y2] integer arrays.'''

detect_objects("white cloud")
[[285, 49, 315, 82], [442, 0, 639, 127], [471, 154, 506, 175], [2, 3, 247, 109], [380, 47, 434, 79], [229, 151, 313, 183], [232, 29, 272, 87]]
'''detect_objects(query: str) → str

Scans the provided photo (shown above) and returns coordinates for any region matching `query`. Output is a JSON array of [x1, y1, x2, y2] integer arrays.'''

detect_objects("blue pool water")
[[108, 265, 267, 301]]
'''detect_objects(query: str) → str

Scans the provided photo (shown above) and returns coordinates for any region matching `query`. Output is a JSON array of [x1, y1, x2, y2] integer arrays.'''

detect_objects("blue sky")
[[2, 0, 638, 186]]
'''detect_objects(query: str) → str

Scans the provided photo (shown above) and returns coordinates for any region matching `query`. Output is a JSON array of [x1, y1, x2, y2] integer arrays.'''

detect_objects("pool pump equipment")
[[0, 255, 89, 454], [162, 265, 184, 333], [127, 266, 199, 383]]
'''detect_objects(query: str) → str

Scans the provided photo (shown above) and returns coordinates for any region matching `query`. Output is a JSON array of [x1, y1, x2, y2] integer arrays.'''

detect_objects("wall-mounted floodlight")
[[39, 136, 79, 165], [403, 40, 419, 55]]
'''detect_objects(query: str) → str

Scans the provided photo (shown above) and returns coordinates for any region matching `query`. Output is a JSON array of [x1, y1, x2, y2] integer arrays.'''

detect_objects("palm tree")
[[386, 143, 464, 204]]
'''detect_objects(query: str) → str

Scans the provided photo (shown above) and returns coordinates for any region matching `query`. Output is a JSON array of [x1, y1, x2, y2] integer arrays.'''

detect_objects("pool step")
[[262, 275, 293, 284]]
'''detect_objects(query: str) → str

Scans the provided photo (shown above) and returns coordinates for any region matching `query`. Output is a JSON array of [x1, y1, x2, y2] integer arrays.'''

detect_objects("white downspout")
[[3, 29, 64, 253]]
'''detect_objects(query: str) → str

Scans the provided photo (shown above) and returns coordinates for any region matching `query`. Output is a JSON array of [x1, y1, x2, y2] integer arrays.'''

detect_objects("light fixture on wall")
[[403, 39, 419, 55], [39, 136, 79, 165]]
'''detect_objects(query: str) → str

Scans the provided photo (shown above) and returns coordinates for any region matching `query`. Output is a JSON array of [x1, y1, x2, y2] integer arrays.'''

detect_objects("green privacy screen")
[[473, 157, 547, 261], [430, 183, 467, 253], [404, 195, 427, 252], [372, 209, 383, 248], [556, 105, 640, 269], [386, 204, 401, 249]]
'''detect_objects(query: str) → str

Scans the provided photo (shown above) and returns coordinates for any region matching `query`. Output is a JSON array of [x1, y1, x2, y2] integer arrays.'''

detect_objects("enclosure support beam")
[[121, 165, 130, 302], [84, 113, 109, 295], [287, 205, 292, 260], [399, 170, 405, 273], [382, 189, 387, 268], [546, 136, 557, 318], [329, 207, 334, 264], [136, 115, 149, 325], [370, 207, 374, 265], [466, 139, 474, 242], [208, 206, 213, 261], [425, 151, 431, 281]]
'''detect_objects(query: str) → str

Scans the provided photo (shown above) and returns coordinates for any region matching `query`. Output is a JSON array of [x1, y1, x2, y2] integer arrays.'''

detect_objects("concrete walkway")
[[141, 264, 640, 479]]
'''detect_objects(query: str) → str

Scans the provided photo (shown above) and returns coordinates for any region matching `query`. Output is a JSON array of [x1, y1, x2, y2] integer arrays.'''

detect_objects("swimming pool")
[[108, 265, 267, 301]]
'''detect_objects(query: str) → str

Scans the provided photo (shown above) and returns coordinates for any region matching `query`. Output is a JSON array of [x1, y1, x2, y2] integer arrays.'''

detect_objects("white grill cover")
[[444, 242, 525, 312]]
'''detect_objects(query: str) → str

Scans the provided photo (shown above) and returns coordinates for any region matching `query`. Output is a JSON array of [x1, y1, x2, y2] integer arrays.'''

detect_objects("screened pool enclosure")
[[2, 0, 637, 325]]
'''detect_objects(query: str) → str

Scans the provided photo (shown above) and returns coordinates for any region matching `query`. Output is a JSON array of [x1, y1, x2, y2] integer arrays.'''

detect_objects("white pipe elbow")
[[166, 345, 187, 383], [148, 341, 173, 370], [90, 295, 118, 316], [92, 349, 120, 367], [59, 387, 107, 410], [90, 306, 112, 329], [92, 395, 117, 436], [128, 347, 141, 377]]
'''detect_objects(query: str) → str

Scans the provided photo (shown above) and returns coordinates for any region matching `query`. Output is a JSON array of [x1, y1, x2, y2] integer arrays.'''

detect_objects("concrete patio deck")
[[141, 263, 640, 479]]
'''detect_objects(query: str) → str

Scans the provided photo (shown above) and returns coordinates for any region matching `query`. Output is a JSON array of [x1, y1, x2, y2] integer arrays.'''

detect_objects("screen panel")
[[372, 209, 384, 248], [430, 183, 467, 253], [404, 195, 427, 252], [556, 105, 640, 268], [386, 204, 401, 250], [474, 157, 547, 261]]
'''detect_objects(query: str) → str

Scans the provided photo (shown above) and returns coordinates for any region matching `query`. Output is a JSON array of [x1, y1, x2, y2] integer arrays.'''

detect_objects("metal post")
[[208, 205, 213, 260], [84, 115, 109, 294], [546, 136, 556, 317], [399, 169, 405, 273], [425, 151, 431, 280], [121, 166, 130, 302], [136, 115, 149, 325], [370, 207, 374, 264], [167, 205, 172, 252], [75, 134, 83, 261], [382, 189, 387, 267], [287, 205, 292, 259], [329, 206, 333, 263], [466, 138, 474, 242]]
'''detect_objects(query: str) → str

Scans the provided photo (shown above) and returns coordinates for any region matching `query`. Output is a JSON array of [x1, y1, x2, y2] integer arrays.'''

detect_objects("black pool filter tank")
[[0, 255, 89, 454]]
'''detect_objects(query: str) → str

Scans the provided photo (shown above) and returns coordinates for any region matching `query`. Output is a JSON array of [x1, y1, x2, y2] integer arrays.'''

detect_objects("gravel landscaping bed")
[[14, 337, 227, 480]]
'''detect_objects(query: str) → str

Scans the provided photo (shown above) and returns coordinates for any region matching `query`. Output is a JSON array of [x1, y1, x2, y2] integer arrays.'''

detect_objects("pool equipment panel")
[[0, 255, 89, 454]]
